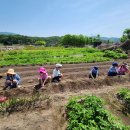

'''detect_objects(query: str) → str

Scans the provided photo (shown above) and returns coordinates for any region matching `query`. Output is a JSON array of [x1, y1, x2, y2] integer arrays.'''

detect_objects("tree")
[[120, 28, 130, 42], [34, 40, 46, 46], [123, 28, 130, 39], [92, 34, 102, 47], [120, 28, 130, 51], [60, 34, 86, 47]]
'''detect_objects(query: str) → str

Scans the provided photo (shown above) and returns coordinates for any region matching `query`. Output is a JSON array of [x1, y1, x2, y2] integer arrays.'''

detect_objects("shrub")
[[103, 50, 127, 59], [117, 88, 130, 115], [66, 95, 129, 130]]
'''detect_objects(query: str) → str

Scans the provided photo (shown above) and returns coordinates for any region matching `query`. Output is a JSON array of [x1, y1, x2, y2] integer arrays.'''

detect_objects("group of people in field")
[[2, 63, 63, 90], [1, 62, 130, 90], [89, 62, 130, 79]]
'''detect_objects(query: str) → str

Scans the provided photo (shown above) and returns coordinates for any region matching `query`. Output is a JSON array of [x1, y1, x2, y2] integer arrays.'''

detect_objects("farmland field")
[[0, 47, 127, 66], [0, 47, 130, 130]]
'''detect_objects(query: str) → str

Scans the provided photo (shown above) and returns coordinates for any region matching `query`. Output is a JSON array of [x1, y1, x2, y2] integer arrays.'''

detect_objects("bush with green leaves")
[[66, 95, 129, 130], [117, 88, 130, 115], [103, 50, 127, 59]]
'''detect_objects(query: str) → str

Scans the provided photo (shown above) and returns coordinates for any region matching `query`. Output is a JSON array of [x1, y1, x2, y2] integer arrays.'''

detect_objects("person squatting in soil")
[[37, 67, 51, 89], [107, 62, 119, 76], [52, 63, 63, 82], [117, 63, 130, 75], [4, 68, 21, 90], [108, 62, 130, 77], [89, 66, 99, 79]]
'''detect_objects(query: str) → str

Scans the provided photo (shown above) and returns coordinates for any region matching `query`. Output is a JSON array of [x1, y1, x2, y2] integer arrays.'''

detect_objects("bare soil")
[[0, 60, 130, 130]]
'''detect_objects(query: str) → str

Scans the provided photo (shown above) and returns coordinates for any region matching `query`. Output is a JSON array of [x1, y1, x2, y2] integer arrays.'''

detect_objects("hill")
[[101, 37, 120, 42], [0, 32, 17, 35]]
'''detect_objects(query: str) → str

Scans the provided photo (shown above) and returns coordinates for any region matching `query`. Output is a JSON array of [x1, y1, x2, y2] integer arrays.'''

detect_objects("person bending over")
[[38, 67, 51, 89], [118, 63, 129, 75], [89, 66, 99, 79], [108, 62, 118, 76]]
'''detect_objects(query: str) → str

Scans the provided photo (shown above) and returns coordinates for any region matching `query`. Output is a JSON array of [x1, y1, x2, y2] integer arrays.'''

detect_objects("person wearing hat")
[[117, 63, 130, 75], [89, 66, 99, 79], [52, 63, 63, 82], [37, 67, 51, 89], [108, 62, 118, 76], [4, 68, 21, 90]]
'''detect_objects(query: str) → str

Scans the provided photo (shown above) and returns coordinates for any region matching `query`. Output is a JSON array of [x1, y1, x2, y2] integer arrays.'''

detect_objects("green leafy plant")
[[66, 95, 129, 130], [0, 47, 127, 66], [117, 88, 130, 115], [103, 50, 127, 59]]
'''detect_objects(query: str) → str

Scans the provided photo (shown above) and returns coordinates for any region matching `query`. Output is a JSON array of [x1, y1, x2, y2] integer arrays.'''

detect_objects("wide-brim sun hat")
[[7, 69, 16, 75], [38, 67, 47, 73], [56, 63, 62, 67]]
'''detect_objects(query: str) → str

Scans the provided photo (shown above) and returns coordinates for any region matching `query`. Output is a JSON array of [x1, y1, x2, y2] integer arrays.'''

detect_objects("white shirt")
[[52, 68, 61, 77]]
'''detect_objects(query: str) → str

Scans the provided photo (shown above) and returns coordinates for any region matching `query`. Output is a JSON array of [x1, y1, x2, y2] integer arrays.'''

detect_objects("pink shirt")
[[118, 66, 128, 74], [39, 73, 48, 80]]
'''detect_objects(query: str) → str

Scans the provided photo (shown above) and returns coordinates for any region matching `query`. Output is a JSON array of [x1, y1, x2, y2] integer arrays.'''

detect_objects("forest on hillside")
[[0, 28, 130, 47], [0, 34, 112, 47]]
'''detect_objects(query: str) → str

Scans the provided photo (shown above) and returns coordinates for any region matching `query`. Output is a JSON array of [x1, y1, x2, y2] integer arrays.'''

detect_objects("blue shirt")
[[108, 66, 118, 73], [6, 73, 21, 83], [90, 68, 98, 75]]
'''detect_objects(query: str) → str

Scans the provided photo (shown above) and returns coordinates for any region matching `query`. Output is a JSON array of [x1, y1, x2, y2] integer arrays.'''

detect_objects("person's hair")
[[112, 62, 118, 67]]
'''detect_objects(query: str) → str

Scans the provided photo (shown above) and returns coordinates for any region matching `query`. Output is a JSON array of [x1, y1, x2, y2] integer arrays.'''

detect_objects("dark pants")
[[118, 72, 125, 75], [52, 76, 62, 82], [4, 81, 17, 90], [89, 73, 97, 78], [108, 72, 117, 76]]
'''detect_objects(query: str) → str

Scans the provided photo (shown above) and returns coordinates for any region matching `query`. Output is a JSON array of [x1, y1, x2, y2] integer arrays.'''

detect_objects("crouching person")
[[4, 68, 21, 90], [108, 62, 118, 76], [52, 63, 63, 82], [89, 66, 98, 79], [118, 63, 129, 75], [38, 67, 51, 89]]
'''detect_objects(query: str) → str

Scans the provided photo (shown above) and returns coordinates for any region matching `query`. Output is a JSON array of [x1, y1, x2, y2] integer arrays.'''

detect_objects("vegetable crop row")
[[0, 47, 127, 66]]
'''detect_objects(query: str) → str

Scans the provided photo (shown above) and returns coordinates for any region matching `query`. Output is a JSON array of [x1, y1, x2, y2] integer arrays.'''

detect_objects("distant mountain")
[[100, 37, 120, 42], [0, 32, 17, 35]]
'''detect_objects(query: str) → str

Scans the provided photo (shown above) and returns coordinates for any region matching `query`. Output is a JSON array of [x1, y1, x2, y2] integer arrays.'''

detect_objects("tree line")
[[0, 28, 129, 47], [0, 34, 102, 47], [0, 34, 61, 47], [59, 34, 102, 47]]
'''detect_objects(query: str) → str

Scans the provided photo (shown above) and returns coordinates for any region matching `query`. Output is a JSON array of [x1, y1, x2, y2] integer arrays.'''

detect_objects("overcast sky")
[[0, 0, 130, 37]]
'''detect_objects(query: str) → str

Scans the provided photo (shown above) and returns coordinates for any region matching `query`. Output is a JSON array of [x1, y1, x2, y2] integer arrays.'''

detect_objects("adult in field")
[[108, 62, 118, 76], [117, 63, 130, 75], [52, 63, 63, 82], [89, 66, 99, 79], [36, 67, 51, 90], [4, 68, 21, 90]]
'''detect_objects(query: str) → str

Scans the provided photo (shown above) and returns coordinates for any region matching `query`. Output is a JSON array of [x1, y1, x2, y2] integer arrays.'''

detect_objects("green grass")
[[0, 47, 127, 66]]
